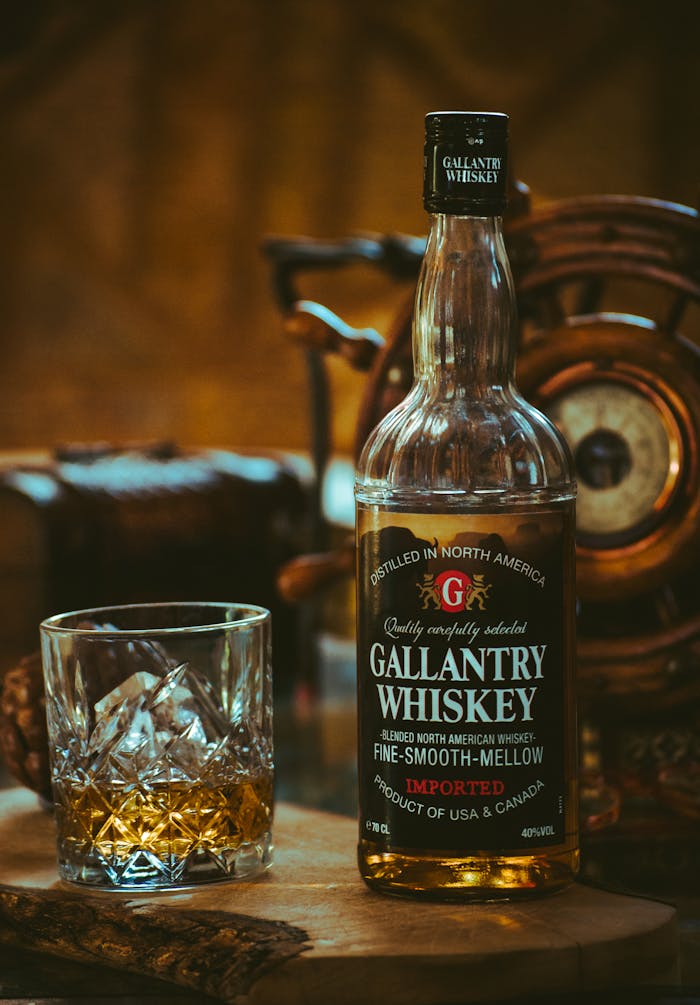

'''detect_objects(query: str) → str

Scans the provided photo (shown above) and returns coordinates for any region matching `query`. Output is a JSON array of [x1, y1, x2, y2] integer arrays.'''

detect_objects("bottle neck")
[[412, 213, 517, 394]]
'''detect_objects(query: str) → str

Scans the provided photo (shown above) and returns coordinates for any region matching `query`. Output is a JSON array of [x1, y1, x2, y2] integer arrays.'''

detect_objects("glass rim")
[[39, 601, 270, 638]]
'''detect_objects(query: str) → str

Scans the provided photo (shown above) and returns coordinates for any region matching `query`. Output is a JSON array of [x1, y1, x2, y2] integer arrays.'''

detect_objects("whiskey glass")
[[40, 602, 273, 890]]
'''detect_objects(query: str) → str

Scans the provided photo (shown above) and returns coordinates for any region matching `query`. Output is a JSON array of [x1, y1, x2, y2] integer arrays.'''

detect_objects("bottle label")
[[356, 507, 573, 852]]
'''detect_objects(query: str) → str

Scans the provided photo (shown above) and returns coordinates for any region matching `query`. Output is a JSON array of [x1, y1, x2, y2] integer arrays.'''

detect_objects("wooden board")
[[0, 787, 679, 1004]]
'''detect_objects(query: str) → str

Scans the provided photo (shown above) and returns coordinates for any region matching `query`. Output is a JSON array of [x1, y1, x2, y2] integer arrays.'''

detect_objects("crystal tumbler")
[[40, 602, 273, 890]]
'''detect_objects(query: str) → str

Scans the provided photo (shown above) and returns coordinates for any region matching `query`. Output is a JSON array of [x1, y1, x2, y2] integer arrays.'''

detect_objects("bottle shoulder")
[[355, 385, 575, 502]]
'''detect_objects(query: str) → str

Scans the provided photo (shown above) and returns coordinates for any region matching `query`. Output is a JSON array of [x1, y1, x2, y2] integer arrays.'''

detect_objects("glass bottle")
[[354, 111, 578, 900]]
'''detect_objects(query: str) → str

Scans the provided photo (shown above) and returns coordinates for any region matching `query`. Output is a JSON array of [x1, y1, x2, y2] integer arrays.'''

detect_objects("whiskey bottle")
[[355, 111, 578, 899]]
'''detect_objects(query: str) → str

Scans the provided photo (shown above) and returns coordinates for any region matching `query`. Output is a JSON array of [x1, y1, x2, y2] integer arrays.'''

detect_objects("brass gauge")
[[517, 315, 700, 603], [544, 370, 683, 548]]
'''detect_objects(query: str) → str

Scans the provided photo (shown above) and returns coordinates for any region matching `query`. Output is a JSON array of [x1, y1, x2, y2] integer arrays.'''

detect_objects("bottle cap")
[[423, 111, 509, 216]]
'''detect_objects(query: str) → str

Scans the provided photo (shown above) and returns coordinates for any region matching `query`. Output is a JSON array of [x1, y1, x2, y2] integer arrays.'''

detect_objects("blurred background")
[[0, 0, 698, 456]]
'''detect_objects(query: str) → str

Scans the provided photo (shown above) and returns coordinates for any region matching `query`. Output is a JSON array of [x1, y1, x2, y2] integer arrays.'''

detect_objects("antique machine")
[[264, 185, 700, 859]]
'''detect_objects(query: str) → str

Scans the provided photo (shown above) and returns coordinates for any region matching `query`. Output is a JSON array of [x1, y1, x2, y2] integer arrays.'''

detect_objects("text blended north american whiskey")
[[355, 111, 578, 899]]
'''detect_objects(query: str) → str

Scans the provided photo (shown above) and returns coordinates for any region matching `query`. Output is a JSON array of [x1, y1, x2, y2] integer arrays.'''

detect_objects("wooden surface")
[[0, 787, 680, 1005]]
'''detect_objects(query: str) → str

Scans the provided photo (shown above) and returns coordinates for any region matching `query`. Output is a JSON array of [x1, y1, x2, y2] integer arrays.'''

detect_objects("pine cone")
[[0, 653, 51, 801]]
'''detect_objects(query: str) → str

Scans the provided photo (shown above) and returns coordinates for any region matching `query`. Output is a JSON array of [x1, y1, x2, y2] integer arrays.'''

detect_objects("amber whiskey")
[[54, 771, 273, 886], [355, 111, 578, 899]]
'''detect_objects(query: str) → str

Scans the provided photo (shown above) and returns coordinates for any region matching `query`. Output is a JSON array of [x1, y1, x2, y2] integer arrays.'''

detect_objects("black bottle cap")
[[423, 111, 509, 216]]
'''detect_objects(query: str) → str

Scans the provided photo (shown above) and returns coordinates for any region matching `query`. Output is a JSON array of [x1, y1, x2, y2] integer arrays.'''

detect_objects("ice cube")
[[95, 671, 160, 721], [88, 691, 160, 775], [85, 663, 238, 783], [145, 663, 230, 744]]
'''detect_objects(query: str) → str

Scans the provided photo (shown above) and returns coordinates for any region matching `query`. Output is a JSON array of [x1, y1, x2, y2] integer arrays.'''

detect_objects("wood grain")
[[0, 882, 308, 1003], [0, 788, 680, 1005]]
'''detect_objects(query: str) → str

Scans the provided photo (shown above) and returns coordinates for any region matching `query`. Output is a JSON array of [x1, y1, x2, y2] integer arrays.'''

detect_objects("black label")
[[356, 507, 572, 852]]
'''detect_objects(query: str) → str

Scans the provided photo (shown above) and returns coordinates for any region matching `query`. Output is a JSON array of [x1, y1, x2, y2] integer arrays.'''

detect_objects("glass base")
[[359, 839, 579, 902], [59, 831, 273, 891]]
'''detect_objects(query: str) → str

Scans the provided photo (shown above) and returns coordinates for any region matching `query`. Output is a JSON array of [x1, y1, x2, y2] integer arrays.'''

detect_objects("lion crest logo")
[[417, 570, 491, 612]]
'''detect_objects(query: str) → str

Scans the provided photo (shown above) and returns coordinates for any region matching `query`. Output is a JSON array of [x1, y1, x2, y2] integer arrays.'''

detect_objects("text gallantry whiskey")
[[355, 111, 578, 900]]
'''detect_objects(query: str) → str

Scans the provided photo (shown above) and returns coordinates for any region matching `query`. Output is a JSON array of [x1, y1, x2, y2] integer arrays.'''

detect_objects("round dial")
[[547, 379, 682, 544]]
